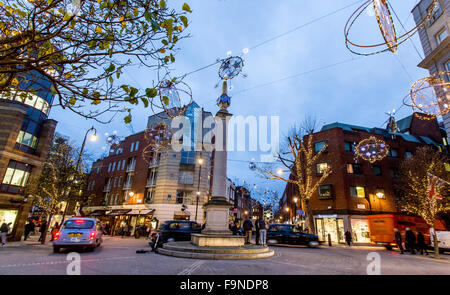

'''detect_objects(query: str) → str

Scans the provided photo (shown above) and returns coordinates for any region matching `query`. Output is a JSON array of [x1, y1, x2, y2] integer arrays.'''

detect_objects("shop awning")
[[106, 209, 131, 216], [126, 209, 154, 216], [88, 210, 107, 216]]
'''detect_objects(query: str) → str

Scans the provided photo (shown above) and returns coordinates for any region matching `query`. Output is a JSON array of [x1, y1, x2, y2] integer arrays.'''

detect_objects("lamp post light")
[[195, 157, 203, 223]]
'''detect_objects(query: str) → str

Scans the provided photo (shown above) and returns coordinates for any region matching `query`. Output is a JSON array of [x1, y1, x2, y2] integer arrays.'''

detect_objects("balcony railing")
[[103, 185, 111, 192], [123, 182, 132, 190], [126, 164, 135, 172], [146, 178, 157, 187]]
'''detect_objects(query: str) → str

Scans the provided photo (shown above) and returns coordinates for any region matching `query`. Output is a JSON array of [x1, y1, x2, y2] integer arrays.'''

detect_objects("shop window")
[[347, 163, 363, 174], [318, 185, 332, 200], [350, 186, 365, 198], [316, 163, 330, 175], [1, 160, 32, 194], [373, 165, 382, 176], [314, 141, 327, 153]]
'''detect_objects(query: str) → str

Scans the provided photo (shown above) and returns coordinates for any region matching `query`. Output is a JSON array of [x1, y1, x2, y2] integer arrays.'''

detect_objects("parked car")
[[430, 230, 450, 253], [52, 218, 103, 253], [266, 224, 320, 247], [158, 220, 202, 243]]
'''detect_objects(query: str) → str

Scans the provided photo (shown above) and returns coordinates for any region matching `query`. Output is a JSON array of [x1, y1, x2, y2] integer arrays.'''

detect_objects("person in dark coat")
[[24, 221, 33, 241], [344, 230, 352, 246], [393, 228, 404, 254], [231, 221, 240, 236], [405, 227, 416, 254], [416, 231, 429, 255], [255, 218, 261, 245], [242, 219, 253, 244], [38, 220, 47, 243]]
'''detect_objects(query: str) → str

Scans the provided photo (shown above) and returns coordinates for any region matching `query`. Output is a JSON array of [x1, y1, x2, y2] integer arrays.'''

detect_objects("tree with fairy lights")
[[265, 134, 331, 234], [397, 146, 450, 259]]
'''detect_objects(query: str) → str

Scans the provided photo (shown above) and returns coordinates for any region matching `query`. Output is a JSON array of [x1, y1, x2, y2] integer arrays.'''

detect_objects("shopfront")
[[350, 216, 371, 243], [0, 209, 18, 226], [315, 215, 345, 243], [127, 209, 154, 235]]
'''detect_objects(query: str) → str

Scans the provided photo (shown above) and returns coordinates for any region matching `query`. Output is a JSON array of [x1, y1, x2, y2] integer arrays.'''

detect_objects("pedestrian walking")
[[394, 228, 404, 254], [38, 220, 47, 243], [148, 232, 162, 252], [24, 221, 33, 241], [344, 230, 352, 247], [417, 231, 429, 255], [257, 218, 267, 246], [50, 222, 60, 241], [1, 222, 11, 247], [405, 227, 416, 254], [242, 218, 253, 245]]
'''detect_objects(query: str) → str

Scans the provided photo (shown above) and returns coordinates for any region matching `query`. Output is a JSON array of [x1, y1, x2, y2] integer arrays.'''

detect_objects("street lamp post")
[[62, 126, 97, 221], [195, 157, 203, 223]]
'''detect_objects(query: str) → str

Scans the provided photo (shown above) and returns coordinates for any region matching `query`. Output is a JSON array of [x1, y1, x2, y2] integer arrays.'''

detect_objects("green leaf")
[[160, 0, 166, 9], [182, 3, 192, 13], [124, 115, 132, 124], [180, 15, 188, 27], [129, 87, 139, 97], [140, 97, 149, 108], [161, 39, 168, 46], [69, 97, 76, 106], [162, 95, 169, 106], [121, 85, 130, 93], [145, 88, 157, 98], [105, 63, 115, 72]]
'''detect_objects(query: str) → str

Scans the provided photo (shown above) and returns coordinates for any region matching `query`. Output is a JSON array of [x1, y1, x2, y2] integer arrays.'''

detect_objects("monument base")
[[191, 233, 244, 247]]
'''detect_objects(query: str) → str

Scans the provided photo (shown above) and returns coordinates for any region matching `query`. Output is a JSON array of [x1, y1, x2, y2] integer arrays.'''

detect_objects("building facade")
[[0, 75, 57, 240], [280, 113, 448, 244], [412, 0, 450, 135], [83, 102, 213, 234]]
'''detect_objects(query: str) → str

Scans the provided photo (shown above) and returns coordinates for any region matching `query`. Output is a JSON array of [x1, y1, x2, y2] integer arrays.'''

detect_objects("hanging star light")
[[403, 72, 450, 120], [105, 132, 123, 154], [345, 0, 437, 56], [150, 79, 193, 119], [218, 56, 244, 80], [355, 136, 389, 163]]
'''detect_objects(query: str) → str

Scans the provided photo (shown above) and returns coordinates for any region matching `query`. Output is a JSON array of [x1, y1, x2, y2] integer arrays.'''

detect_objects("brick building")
[[83, 102, 214, 234], [0, 77, 57, 240], [280, 113, 448, 244], [412, 0, 450, 135]]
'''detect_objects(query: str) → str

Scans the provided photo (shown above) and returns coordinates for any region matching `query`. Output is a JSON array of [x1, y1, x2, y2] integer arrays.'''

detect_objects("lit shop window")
[[350, 186, 365, 198], [1, 161, 32, 193]]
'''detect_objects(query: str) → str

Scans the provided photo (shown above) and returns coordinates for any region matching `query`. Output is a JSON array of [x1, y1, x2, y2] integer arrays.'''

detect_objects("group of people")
[[230, 217, 268, 246], [394, 227, 429, 255]]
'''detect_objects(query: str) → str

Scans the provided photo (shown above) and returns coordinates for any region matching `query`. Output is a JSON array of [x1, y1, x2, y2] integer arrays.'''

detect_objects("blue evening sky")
[[49, 0, 428, 199]]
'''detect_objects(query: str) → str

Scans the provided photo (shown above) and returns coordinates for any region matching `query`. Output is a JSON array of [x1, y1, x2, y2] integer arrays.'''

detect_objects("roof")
[[396, 115, 413, 132], [321, 122, 371, 133]]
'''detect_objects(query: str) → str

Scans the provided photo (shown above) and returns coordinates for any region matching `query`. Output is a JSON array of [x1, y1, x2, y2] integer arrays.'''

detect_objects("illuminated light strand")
[[344, 0, 437, 56], [355, 136, 389, 163], [149, 79, 193, 120]]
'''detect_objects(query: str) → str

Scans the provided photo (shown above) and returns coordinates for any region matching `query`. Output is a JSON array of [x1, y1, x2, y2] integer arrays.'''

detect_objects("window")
[[375, 188, 386, 199], [390, 168, 400, 179], [1, 161, 32, 193], [405, 151, 412, 158], [176, 190, 191, 204], [118, 176, 123, 187], [347, 163, 363, 174], [178, 171, 194, 184], [113, 177, 117, 188], [427, 2, 442, 25], [318, 185, 332, 200], [445, 61, 450, 82], [130, 142, 135, 152], [344, 141, 355, 152], [16, 130, 38, 149], [122, 159, 126, 170], [350, 186, 365, 198], [180, 150, 195, 164], [388, 148, 398, 158], [373, 165, 382, 176], [104, 193, 109, 205], [148, 168, 158, 186], [146, 188, 155, 203], [436, 28, 448, 44], [108, 163, 111, 172], [314, 141, 327, 153], [111, 162, 116, 172], [316, 163, 330, 175], [96, 167, 101, 174], [135, 141, 139, 151]]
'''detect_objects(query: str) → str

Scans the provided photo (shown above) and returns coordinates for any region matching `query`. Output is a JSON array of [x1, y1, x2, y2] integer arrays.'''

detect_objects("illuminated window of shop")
[[314, 141, 327, 153], [1, 160, 31, 193], [318, 184, 332, 200], [0, 209, 18, 228], [375, 188, 386, 199], [347, 163, 362, 174], [316, 163, 329, 175], [350, 186, 365, 198]]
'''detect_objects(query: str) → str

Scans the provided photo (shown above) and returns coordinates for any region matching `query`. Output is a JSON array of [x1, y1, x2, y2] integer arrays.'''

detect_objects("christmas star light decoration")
[[150, 79, 193, 119], [345, 0, 437, 56], [218, 56, 244, 80], [403, 72, 450, 120], [355, 136, 389, 163], [142, 122, 173, 164]]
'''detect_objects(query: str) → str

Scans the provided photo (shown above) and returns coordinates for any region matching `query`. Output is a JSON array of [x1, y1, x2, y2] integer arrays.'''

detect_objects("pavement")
[[0, 234, 449, 275]]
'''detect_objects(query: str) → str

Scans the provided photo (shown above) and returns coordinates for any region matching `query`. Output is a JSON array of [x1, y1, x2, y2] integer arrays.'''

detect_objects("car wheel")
[[53, 246, 60, 253], [385, 245, 392, 251]]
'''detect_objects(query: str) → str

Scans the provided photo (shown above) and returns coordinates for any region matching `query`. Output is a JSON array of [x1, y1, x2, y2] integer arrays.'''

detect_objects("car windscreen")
[[63, 220, 95, 229]]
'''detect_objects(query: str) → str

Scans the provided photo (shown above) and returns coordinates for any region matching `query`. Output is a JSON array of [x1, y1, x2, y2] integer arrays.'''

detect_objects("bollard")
[[328, 233, 332, 247]]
